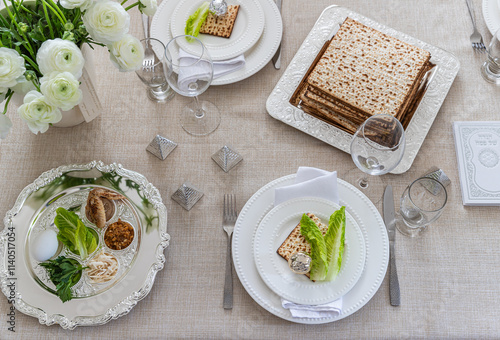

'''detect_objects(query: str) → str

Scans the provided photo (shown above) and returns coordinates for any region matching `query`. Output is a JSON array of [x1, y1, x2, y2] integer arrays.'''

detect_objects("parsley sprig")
[[40, 256, 87, 302]]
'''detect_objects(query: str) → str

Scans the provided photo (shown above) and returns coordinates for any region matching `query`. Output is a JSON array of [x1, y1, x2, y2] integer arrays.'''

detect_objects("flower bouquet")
[[0, 0, 155, 138]]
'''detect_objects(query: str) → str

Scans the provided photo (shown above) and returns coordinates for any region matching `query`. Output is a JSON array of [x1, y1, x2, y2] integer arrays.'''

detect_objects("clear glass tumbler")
[[135, 38, 175, 103], [481, 28, 500, 85], [396, 177, 448, 237]]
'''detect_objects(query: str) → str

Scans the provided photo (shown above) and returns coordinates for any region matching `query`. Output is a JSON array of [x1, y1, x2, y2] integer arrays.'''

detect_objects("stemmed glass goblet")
[[163, 35, 221, 136], [349, 114, 406, 195], [135, 38, 175, 103]]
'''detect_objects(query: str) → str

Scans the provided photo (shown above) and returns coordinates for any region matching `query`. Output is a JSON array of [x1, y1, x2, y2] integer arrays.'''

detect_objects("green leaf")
[[299, 214, 328, 281], [39, 256, 85, 302], [54, 207, 97, 259], [185, 2, 209, 40], [325, 207, 346, 281]]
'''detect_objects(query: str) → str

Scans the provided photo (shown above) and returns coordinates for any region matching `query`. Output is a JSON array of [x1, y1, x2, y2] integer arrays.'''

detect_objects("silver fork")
[[223, 194, 237, 309], [466, 0, 487, 52], [142, 14, 155, 71]]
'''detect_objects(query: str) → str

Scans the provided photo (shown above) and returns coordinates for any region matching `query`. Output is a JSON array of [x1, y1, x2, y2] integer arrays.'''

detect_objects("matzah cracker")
[[277, 213, 328, 278], [200, 5, 240, 38], [307, 17, 431, 119]]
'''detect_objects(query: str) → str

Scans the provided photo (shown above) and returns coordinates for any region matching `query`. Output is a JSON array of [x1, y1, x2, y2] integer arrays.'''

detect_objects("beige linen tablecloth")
[[1, 0, 500, 338]]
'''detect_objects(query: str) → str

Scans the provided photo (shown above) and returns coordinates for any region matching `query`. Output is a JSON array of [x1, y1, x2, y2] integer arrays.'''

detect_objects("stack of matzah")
[[290, 17, 433, 133], [277, 213, 327, 279]]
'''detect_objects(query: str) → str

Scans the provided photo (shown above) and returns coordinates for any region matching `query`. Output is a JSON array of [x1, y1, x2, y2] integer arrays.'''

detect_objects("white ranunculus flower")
[[108, 34, 144, 72], [36, 39, 85, 78], [40, 72, 82, 111], [0, 114, 13, 139], [140, 0, 157, 16], [83, 0, 130, 45], [17, 91, 62, 134], [0, 47, 26, 92], [60, 0, 93, 10]]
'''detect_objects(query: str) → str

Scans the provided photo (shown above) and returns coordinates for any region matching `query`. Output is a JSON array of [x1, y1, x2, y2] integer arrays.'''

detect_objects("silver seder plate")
[[266, 5, 460, 174], [0, 161, 169, 329]]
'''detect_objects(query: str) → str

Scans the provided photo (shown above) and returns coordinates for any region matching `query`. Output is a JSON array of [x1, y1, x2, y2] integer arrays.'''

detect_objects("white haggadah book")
[[453, 121, 500, 206]]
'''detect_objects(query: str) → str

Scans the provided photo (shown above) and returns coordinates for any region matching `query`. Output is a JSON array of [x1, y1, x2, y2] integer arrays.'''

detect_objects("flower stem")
[[121, 0, 129, 5], [72, 9, 81, 26], [42, 1, 55, 39], [21, 54, 41, 74], [124, 2, 139, 11], [1, 91, 13, 115], [20, 5, 38, 16], [42, 0, 66, 26]]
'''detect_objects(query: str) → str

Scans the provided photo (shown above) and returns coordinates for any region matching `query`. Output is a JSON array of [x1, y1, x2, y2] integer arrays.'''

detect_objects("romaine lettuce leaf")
[[324, 206, 346, 281], [54, 207, 97, 259], [299, 214, 328, 281], [185, 2, 210, 41]]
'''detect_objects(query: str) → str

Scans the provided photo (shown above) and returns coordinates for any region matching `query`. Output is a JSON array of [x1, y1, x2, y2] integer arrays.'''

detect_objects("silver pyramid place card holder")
[[171, 181, 204, 210], [146, 135, 177, 160], [212, 145, 243, 172]]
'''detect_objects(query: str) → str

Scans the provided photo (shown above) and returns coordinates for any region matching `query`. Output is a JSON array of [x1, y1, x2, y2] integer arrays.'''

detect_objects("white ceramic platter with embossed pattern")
[[151, 0, 282, 85], [266, 5, 460, 174], [253, 197, 366, 305], [233, 175, 388, 324], [0, 162, 169, 329], [170, 0, 264, 60]]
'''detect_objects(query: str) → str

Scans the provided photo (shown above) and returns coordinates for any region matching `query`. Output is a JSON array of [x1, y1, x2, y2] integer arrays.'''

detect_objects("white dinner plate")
[[253, 197, 366, 305], [482, 0, 500, 35], [170, 0, 265, 61], [151, 0, 282, 85], [233, 175, 389, 324]]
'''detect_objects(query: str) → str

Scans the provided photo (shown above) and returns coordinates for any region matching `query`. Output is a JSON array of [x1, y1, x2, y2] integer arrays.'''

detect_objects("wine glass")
[[349, 114, 406, 191], [396, 177, 448, 237], [135, 38, 175, 103], [163, 35, 221, 136], [481, 28, 500, 85]]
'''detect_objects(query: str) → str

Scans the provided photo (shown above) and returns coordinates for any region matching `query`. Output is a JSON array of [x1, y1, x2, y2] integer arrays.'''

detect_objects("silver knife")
[[271, 0, 282, 69], [383, 185, 401, 306]]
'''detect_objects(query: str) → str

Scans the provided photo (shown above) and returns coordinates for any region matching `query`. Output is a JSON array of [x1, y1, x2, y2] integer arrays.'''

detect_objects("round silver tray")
[[0, 161, 169, 329]]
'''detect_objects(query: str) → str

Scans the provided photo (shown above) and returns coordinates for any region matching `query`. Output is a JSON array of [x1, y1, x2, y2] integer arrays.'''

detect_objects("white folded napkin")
[[281, 298, 342, 319], [275, 167, 342, 319], [177, 48, 245, 90]]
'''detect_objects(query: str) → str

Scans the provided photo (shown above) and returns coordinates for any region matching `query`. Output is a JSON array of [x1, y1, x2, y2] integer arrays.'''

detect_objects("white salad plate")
[[266, 5, 460, 174], [253, 197, 366, 305], [170, 0, 265, 61], [0, 162, 169, 329], [151, 0, 282, 85], [233, 174, 389, 324], [482, 0, 500, 35]]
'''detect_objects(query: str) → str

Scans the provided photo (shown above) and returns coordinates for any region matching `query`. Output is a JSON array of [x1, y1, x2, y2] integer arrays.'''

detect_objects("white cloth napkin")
[[275, 167, 342, 318], [177, 48, 245, 90]]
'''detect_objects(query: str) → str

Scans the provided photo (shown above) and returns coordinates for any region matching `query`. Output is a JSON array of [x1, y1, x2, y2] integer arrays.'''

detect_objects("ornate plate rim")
[[0, 161, 170, 329], [265, 5, 460, 174]]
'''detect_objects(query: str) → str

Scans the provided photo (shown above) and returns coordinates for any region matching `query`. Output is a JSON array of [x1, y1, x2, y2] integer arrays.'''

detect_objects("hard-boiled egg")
[[31, 229, 59, 262]]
